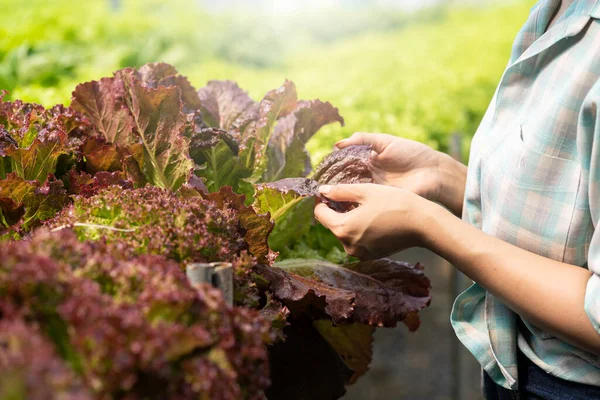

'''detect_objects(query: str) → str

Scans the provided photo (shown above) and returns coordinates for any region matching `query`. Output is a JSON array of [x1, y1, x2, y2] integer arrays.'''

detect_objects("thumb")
[[334, 132, 394, 154], [318, 184, 366, 202]]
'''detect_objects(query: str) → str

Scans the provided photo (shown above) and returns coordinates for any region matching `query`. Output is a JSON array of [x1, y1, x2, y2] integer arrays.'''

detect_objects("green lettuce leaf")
[[6, 137, 70, 183], [253, 178, 319, 223], [0, 173, 67, 233], [188, 127, 252, 195], [313, 320, 374, 384]]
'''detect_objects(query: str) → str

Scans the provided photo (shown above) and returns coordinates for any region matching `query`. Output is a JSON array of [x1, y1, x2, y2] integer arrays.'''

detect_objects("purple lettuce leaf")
[[0, 229, 272, 399], [253, 145, 372, 225], [264, 100, 344, 182], [244, 80, 297, 182], [118, 71, 193, 191], [71, 77, 136, 145], [197, 80, 258, 131], [257, 258, 431, 330], [71, 64, 194, 191], [312, 144, 372, 185], [0, 315, 92, 399], [5, 136, 70, 183], [64, 170, 132, 197], [46, 185, 272, 265], [136, 62, 203, 113]]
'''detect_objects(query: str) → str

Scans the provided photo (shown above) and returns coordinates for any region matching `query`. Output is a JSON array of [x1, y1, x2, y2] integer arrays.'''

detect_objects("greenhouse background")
[[0, 0, 537, 398]]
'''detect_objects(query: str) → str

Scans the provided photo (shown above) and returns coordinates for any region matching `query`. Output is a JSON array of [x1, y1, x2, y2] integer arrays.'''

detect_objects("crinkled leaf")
[[79, 136, 146, 187], [0, 99, 48, 148], [255, 146, 373, 223], [0, 172, 37, 205], [312, 145, 372, 184], [197, 81, 258, 131], [47, 186, 259, 264], [71, 77, 136, 145], [65, 170, 132, 197], [265, 100, 344, 181], [259, 258, 431, 329], [120, 74, 192, 191], [313, 320, 374, 384], [136, 62, 178, 83], [205, 186, 274, 264]]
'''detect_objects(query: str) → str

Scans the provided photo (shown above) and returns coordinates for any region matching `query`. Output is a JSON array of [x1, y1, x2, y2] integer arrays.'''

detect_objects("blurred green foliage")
[[0, 0, 535, 162]]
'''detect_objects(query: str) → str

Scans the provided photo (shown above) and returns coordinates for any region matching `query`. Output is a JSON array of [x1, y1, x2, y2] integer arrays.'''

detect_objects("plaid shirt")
[[451, 0, 600, 389]]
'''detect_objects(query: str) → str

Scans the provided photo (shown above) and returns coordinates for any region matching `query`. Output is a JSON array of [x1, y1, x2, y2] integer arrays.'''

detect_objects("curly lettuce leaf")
[[64, 170, 132, 198], [47, 185, 270, 265], [204, 186, 274, 264]]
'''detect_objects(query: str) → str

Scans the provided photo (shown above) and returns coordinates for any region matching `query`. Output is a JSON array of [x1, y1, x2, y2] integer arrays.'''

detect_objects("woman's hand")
[[336, 132, 467, 216], [314, 183, 433, 260]]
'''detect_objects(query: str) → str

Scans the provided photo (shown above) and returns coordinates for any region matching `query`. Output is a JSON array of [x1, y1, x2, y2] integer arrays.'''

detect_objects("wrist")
[[431, 151, 467, 216]]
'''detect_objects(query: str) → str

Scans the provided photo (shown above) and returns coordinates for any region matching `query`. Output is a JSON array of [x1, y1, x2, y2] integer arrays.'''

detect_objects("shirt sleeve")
[[581, 80, 600, 334]]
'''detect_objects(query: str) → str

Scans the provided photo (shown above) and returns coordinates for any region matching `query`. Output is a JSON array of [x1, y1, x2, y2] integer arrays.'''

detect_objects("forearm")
[[433, 152, 467, 217], [421, 202, 600, 355]]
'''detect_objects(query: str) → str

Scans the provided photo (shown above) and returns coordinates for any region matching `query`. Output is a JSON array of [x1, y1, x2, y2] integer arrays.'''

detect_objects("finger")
[[318, 184, 368, 202], [334, 132, 394, 154], [314, 202, 343, 230]]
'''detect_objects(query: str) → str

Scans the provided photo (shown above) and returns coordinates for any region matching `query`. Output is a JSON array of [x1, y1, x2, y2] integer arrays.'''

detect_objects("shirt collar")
[[510, 0, 600, 67]]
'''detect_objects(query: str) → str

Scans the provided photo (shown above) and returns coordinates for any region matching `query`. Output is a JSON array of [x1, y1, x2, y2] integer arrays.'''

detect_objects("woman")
[[314, 0, 600, 398]]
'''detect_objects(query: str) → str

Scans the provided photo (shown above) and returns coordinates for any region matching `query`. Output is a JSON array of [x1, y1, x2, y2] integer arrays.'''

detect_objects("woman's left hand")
[[314, 183, 432, 260]]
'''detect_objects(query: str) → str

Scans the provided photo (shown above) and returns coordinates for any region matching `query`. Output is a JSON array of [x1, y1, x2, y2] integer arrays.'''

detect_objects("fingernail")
[[334, 139, 347, 149], [319, 185, 331, 194]]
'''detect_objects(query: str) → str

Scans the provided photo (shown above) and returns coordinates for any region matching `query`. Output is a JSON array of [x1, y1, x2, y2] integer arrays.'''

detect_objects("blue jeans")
[[483, 349, 600, 400]]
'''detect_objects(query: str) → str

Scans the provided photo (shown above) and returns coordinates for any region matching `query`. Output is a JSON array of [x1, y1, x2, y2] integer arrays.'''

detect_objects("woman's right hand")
[[335, 132, 467, 216]]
